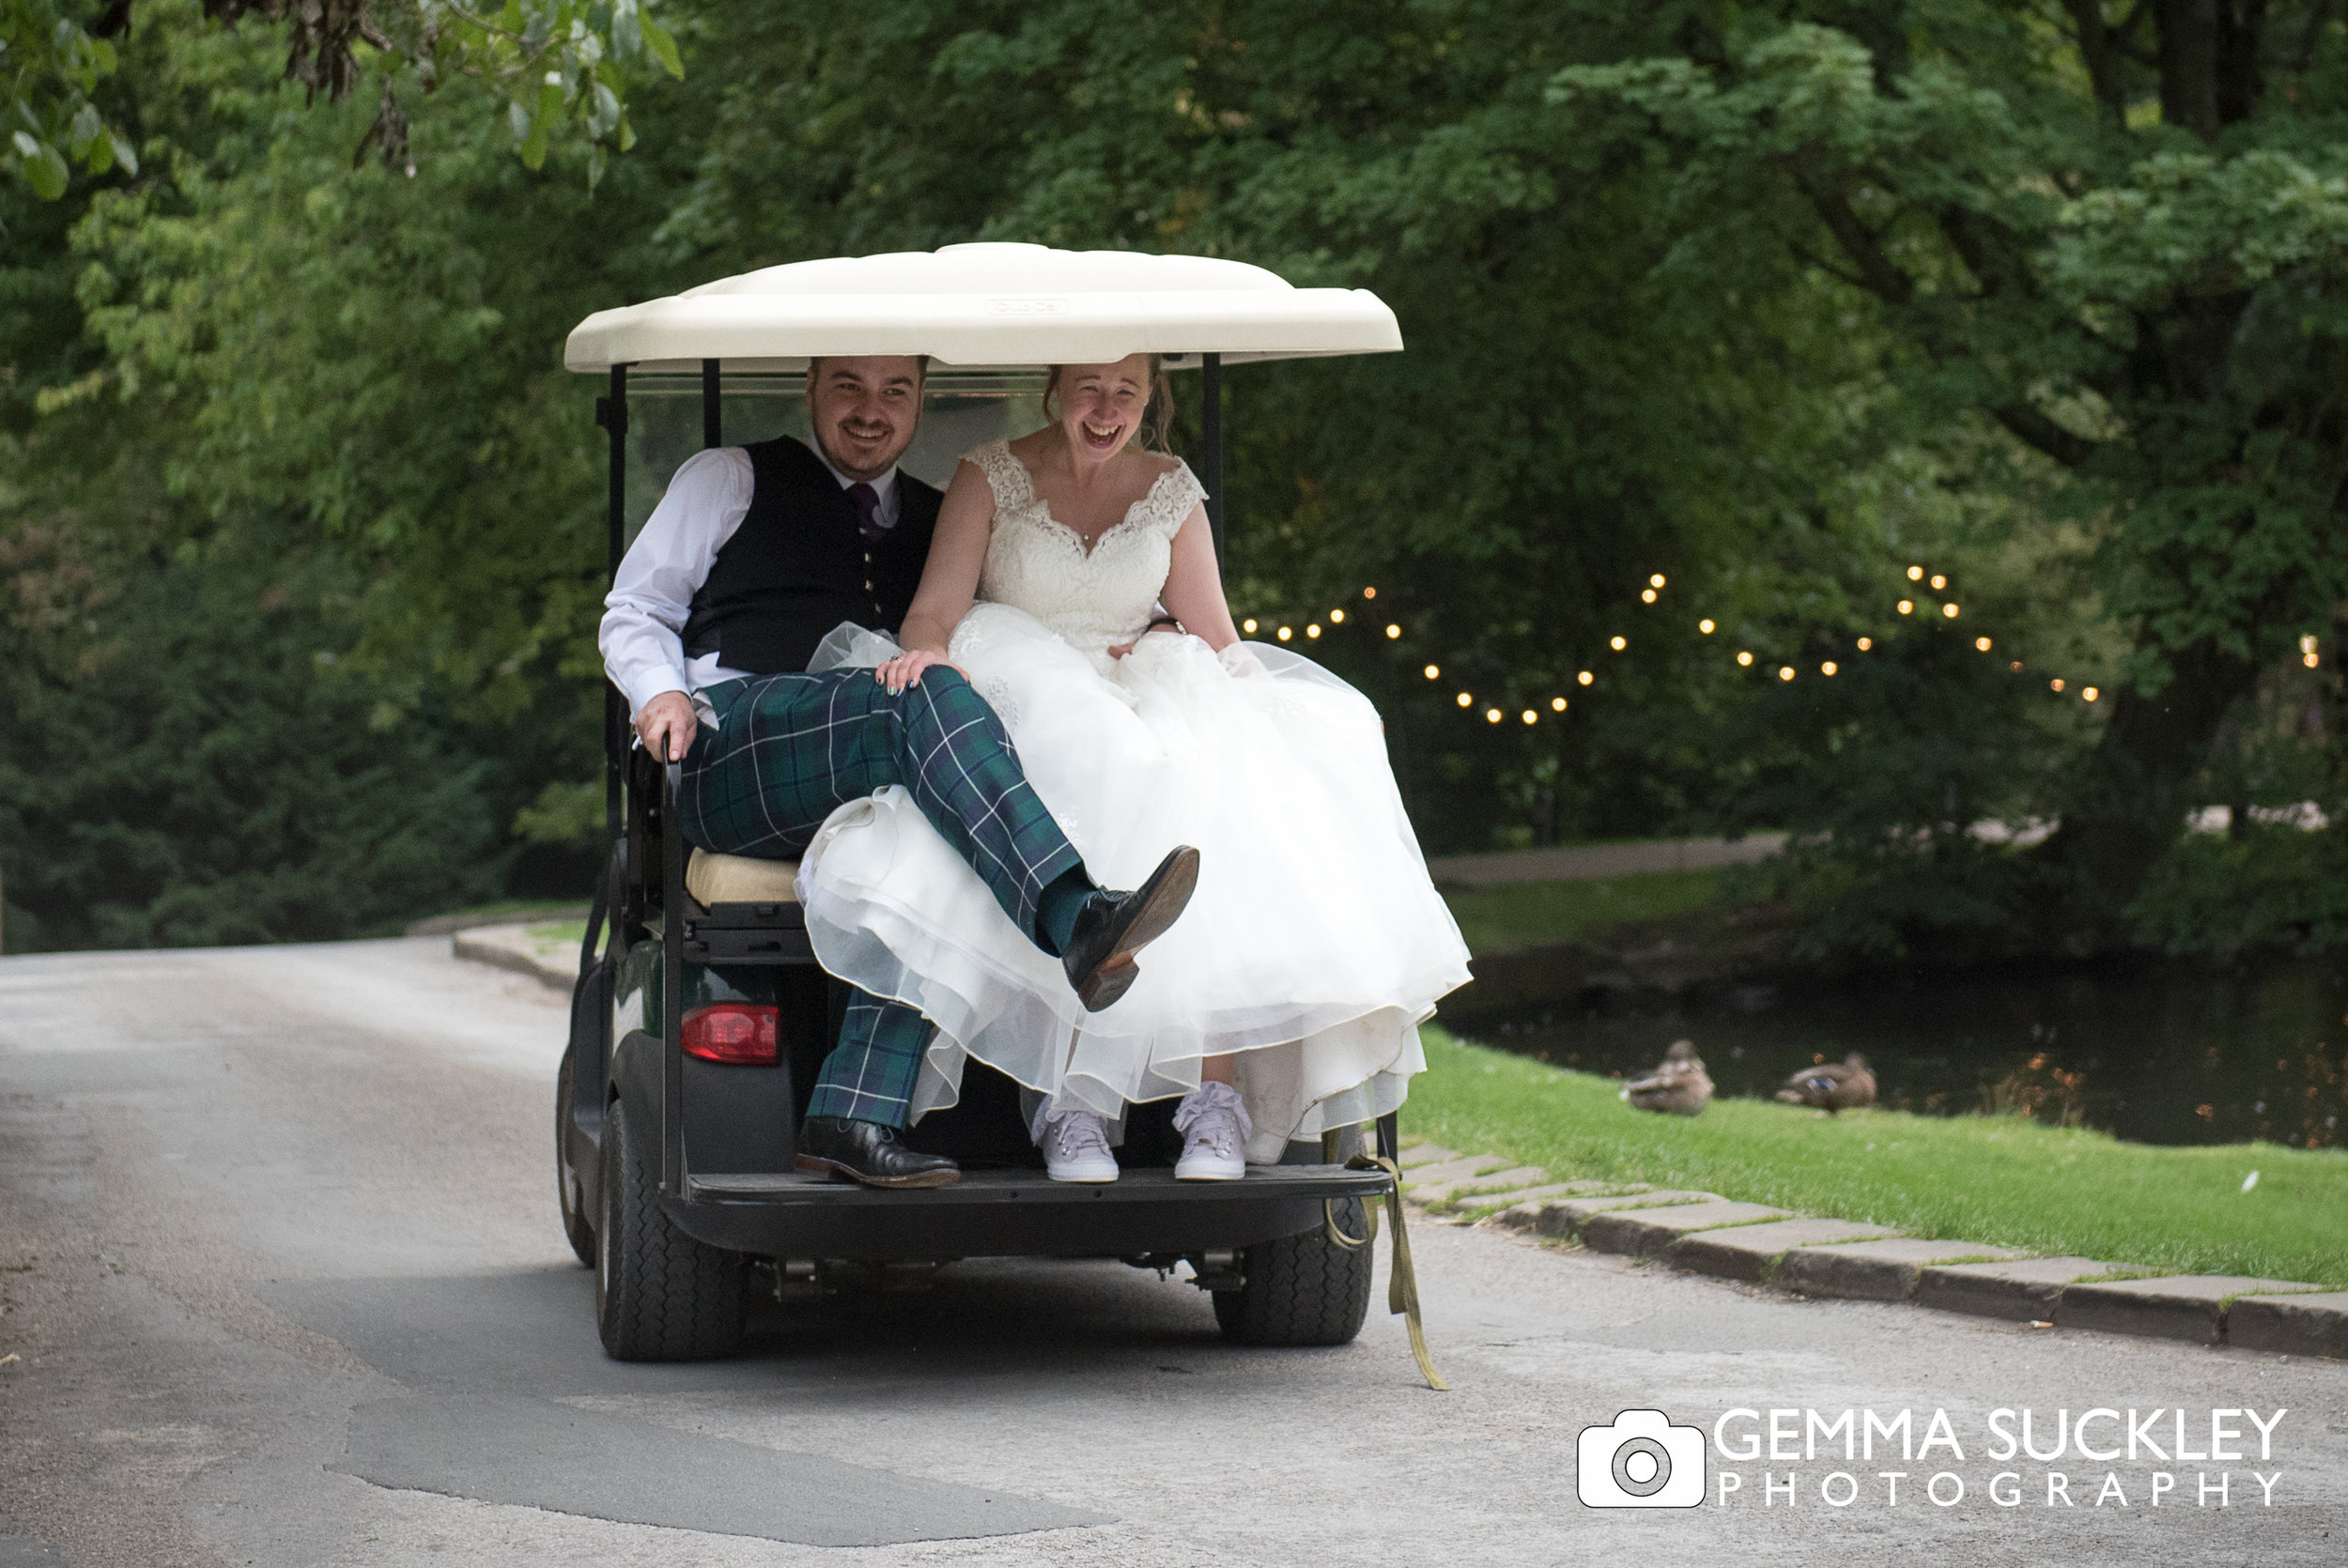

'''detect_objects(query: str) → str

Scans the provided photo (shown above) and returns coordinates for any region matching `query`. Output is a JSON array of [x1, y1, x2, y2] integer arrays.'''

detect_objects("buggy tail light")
[[680, 1004, 779, 1065]]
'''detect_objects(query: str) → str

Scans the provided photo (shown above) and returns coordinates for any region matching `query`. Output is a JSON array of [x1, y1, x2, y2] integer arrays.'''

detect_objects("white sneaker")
[[1173, 1082, 1251, 1181], [1036, 1106, 1120, 1183]]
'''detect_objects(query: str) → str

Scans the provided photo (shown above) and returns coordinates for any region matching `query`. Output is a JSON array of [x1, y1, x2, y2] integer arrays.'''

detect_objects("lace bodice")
[[964, 438, 1206, 653]]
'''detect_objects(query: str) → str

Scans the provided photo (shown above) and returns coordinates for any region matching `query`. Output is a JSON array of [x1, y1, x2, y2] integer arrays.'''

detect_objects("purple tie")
[[848, 482, 885, 545]]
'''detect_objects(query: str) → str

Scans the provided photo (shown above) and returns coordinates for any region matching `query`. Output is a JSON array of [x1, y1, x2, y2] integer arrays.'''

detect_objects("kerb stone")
[[1408, 1166, 1550, 1205], [1775, 1237, 2031, 1301], [1527, 1191, 1718, 1239], [2054, 1275, 2322, 1345], [1581, 1202, 1792, 1258], [2225, 1290, 2348, 1360], [1399, 1156, 1516, 1189], [1916, 1257, 2129, 1322], [1667, 1218, 1903, 1284]]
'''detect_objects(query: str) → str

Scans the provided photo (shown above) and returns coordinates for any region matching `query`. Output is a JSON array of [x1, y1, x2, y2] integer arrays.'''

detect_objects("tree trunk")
[[2046, 638, 2261, 922]]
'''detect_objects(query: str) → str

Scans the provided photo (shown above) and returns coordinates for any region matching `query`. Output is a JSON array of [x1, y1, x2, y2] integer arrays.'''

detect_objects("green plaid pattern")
[[805, 992, 934, 1124], [683, 666, 1083, 1130]]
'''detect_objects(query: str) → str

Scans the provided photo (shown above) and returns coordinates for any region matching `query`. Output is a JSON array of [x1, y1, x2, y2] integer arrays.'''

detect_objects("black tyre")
[[554, 1047, 596, 1268], [595, 1097, 747, 1360], [1213, 1197, 1375, 1346]]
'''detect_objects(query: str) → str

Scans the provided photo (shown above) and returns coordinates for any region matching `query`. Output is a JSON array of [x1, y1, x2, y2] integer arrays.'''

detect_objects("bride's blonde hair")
[[1043, 355, 1176, 454]]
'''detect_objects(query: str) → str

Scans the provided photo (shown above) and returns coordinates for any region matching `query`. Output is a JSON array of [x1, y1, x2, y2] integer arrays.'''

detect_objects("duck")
[[1775, 1053, 1877, 1114], [1620, 1039, 1714, 1116]]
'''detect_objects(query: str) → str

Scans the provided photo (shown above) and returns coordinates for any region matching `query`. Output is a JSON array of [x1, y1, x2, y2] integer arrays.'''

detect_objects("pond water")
[[1465, 956, 2346, 1150]]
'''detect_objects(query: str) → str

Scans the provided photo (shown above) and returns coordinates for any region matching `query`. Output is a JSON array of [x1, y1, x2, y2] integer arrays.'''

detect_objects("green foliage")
[[1545, 1, 2348, 911], [9, 0, 2347, 958], [0, 517, 509, 946], [3, 1, 139, 198], [4, 0, 681, 200], [1411, 1028, 2348, 1288]]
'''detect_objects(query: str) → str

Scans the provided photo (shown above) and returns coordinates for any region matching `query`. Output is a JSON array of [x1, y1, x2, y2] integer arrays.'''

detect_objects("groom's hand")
[[635, 691, 698, 762]]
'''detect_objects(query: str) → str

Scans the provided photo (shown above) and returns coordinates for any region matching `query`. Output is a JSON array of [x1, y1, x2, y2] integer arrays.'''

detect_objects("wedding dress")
[[794, 438, 1472, 1161]]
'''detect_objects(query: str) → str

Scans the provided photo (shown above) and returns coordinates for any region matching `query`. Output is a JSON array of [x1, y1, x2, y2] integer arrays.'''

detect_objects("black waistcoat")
[[681, 437, 941, 676]]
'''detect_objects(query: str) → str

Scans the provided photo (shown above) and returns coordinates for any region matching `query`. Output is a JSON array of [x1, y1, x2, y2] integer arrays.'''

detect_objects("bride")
[[794, 354, 1471, 1181]]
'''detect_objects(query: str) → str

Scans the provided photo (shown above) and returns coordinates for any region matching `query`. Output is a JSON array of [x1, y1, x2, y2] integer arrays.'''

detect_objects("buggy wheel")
[[1213, 1197, 1374, 1346], [595, 1096, 747, 1360], [554, 1046, 596, 1267]]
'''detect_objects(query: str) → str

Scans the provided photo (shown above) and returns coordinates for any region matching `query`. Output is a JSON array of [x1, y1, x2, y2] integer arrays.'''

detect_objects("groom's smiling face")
[[808, 356, 924, 480]]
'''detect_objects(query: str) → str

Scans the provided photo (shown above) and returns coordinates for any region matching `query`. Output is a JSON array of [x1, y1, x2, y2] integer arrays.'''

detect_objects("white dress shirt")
[[599, 440, 902, 721]]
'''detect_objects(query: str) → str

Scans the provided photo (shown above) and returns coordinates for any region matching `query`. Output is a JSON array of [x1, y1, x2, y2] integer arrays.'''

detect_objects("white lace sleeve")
[[1144, 460, 1208, 539], [962, 438, 1027, 514]]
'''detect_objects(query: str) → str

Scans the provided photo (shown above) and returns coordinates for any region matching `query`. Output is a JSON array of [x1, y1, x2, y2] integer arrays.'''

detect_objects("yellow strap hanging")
[[1350, 1153, 1447, 1391]]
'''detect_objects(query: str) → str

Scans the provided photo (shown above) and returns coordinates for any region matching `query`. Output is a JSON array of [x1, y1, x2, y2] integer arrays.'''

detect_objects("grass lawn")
[[1409, 1028, 2348, 1289], [533, 919, 590, 950], [1439, 868, 1721, 955]]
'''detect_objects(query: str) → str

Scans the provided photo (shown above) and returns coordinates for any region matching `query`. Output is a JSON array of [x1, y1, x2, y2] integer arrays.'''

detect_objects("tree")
[[4, 0, 683, 198], [1545, 2, 2348, 917]]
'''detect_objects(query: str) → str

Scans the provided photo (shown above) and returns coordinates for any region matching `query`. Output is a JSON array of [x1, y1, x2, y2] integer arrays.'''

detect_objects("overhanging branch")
[[1995, 402, 2098, 469]]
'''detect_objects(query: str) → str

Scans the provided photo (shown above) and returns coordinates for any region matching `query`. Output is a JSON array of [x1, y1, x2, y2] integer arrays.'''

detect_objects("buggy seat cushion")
[[684, 849, 801, 907]]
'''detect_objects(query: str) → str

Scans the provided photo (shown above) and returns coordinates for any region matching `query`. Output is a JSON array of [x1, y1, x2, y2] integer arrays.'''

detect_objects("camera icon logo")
[[1576, 1408, 1706, 1508]]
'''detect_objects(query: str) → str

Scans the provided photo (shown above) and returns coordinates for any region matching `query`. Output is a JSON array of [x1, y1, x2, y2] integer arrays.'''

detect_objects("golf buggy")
[[553, 244, 1436, 1373]]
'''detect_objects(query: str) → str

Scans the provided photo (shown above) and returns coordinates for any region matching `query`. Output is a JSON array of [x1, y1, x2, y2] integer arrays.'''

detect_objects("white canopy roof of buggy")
[[563, 242, 1401, 374]]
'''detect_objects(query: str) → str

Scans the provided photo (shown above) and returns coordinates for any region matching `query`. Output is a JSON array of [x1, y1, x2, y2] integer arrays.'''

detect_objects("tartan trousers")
[[682, 667, 1084, 1128]]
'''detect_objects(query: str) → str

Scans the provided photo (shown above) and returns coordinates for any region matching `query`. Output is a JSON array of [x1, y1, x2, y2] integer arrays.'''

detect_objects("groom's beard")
[[820, 420, 915, 480]]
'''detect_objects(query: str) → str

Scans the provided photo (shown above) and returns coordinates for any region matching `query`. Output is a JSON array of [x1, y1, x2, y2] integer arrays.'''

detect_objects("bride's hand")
[[874, 650, 965, 695], [1106, 641, 1136, 660]]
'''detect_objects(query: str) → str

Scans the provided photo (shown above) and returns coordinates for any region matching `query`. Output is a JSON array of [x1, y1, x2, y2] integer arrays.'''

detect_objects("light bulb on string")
[[1943, 603, 1960, 619], [1550, 697, 1567, 712], [1456, 692, 1473, 707], [1305, 624, 1321, 638], [1650, 575, 1666, 589], [1930, 575, 1947, 591], [1577, 670, 1594, 684], [1778, 666, 1796, 682], [1521, 710, 1537, 725], [1857, 637, 1873, 652], [1384, 623, 1401, 638], [1975, 637, 1992, 652], [1641, 589, 1657, 604], [1898, 600, 1914, 615], [1330, 608, 1346, 624], [1699, 619, 1715, 634], [1610, 636, 1627, 651], [1363, 587, 1377, 599], [2050, 678, 2065, 692], [1908, 565, 1924, 581], [2083, 686, 2100, 702], [1424, 665, 1441, 680], [1276, 626, 1292, 641], [1485, 708, 1503, 724], [1242, 618, 1258, 634], [1737, 651, 1753, 667], [1822, 662, 1838, 676]]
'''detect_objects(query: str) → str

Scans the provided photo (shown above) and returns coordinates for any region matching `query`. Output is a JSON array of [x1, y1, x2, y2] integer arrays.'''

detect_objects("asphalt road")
[[0, 937, 2340, 1567]]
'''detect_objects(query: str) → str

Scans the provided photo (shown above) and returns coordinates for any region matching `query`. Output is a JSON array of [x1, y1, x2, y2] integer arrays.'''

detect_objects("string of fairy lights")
[[1239, 564, 2325, 725]]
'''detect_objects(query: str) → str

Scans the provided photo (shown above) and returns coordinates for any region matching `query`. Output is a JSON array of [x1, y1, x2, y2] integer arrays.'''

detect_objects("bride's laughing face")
[[1056, 356, 1151, 465]]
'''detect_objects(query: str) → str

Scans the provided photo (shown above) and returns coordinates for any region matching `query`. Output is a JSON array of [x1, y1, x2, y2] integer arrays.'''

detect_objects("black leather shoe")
[[796, 1116, 961, 1189], [1062, 846, 1201, 1012]]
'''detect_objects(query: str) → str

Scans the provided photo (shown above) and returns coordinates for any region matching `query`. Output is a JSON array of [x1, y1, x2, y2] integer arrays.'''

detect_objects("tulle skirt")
[[795, 607, 1473, 1162]]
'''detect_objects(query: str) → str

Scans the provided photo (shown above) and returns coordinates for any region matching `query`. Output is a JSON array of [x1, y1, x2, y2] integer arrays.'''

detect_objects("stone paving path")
[[1398, 1143, 2348, 1360]]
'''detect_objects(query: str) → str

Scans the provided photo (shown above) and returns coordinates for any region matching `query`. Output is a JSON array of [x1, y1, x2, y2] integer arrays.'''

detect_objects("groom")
[[599, 355, 1197, 1190]]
